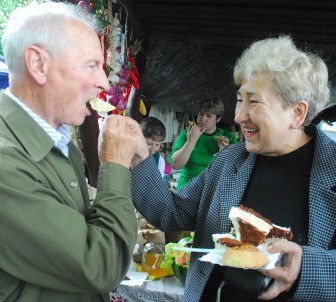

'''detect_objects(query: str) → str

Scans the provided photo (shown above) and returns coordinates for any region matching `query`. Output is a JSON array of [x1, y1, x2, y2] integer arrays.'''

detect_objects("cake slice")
[[267, 223, 293, 240], [229, 206, 273, 245]]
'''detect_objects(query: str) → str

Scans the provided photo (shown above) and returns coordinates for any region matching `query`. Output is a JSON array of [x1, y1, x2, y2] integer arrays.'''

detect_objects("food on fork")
[[89, 98, 115, 112]]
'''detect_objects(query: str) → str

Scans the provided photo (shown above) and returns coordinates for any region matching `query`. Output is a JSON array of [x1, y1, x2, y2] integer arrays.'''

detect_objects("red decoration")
[[129, 56, 139, 77], [98, 91, 107, 100], [128, 70, 140, 89], [123, 84, 132, 103]]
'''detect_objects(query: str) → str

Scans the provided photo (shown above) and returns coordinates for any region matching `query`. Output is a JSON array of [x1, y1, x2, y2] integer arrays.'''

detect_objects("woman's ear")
[[291, 100, 308, 129], [24, 45, 50, 85]]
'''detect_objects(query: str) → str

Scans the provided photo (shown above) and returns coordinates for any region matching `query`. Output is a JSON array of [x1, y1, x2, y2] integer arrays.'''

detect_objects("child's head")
[[140, 117, 166, 154]]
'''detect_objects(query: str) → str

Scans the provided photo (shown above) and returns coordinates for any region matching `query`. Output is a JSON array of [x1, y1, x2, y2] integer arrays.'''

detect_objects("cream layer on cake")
[[229, 207, 273, 242]]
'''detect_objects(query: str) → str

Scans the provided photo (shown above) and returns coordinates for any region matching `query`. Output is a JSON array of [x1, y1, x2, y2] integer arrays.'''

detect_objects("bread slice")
[[223, 244, 269, 268]]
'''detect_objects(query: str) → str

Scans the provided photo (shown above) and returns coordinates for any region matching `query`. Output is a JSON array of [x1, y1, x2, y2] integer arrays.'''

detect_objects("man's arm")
[[0, 114, 139, 293]]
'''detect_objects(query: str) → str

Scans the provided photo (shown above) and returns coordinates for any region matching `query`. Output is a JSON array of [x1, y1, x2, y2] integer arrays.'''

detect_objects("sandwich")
[[214, 205, 293, 268]]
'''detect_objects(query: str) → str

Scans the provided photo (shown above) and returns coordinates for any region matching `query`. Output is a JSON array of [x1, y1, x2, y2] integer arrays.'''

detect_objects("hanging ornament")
[[107, 85, 116, 96], [139, 99, 147, 116], [91, 0, 142, 115], [88, 2, 95, 10], [106, 94, 119, 106], [116, 100, 127, 111], [78, 0, 91, 12]]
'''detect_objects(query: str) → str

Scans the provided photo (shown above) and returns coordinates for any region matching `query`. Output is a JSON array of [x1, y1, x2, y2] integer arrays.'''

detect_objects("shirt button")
[[70, 180, 78, 188]]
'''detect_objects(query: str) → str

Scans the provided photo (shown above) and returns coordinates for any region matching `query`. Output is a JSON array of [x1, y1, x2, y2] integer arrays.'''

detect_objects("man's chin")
[[72, 116, 87, 127]]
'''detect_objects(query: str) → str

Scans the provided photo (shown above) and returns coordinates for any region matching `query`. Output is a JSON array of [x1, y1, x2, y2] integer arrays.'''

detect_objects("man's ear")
[[291, 100, 308, 129], [216, 116, 222, 123], [24, 45, 50, 85]]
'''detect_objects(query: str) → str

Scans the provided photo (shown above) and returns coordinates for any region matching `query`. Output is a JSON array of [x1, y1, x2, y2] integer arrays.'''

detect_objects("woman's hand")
[[124, 117, 150, 169], [258, 239, 303, 300]]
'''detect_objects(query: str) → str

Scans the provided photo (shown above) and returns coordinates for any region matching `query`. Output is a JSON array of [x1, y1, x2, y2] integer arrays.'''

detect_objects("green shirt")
[[0, 92, 137, 302], [170, 127, 237, 189]]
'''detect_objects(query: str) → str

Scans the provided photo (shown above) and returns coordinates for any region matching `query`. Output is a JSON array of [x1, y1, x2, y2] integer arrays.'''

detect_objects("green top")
[[170, 127, 237, 189], [0, 92, 137, 302]]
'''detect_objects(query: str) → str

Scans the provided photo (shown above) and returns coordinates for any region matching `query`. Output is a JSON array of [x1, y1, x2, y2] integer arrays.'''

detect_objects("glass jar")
[[141, 242, 171, 279]]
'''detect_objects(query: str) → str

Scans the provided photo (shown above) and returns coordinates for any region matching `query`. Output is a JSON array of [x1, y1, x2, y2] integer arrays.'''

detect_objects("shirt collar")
[[4, 88, 70, 157]]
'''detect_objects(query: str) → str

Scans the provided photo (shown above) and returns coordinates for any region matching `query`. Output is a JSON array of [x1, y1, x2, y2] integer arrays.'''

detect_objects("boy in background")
[[140, 117, 166, 177]]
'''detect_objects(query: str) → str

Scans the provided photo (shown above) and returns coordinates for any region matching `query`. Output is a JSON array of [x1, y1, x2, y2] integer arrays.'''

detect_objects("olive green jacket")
[[0, 92, 137, 302]]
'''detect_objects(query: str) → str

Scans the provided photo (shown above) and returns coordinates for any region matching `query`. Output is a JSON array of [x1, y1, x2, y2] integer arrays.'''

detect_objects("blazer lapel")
[[218, 150, 256, 232], [308, 132, 336, 248]]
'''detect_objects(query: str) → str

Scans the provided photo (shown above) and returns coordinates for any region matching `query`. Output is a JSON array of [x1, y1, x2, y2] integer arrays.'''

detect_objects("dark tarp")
[[138, 38, 244, 124], [137, 37, 336, 125]]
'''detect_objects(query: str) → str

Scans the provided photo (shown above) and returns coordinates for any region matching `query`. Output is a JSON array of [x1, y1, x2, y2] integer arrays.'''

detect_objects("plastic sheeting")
[[0, 72, 9, 90], [0, 59, 9, 90], [139, 38, 244, 124]]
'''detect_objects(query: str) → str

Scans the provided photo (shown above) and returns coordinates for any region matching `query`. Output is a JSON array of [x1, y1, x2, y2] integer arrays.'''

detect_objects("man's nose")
[[95, 69, 110, 91]]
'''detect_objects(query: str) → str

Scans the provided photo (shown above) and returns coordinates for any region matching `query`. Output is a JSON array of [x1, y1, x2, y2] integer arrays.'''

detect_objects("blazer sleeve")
[[294, 246, 336, 301], [132, 155, 205, 232]]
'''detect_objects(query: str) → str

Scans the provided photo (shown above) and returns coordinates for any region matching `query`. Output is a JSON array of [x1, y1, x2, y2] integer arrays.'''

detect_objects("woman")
[[130, 36, 336, 301], [170, 97, 237, 189]]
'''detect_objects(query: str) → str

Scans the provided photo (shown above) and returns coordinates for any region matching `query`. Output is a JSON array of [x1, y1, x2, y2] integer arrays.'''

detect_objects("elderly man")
[[0, 2, 138, 301]]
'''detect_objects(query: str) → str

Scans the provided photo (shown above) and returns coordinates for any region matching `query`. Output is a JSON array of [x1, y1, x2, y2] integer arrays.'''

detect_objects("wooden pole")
[[79, 110, 100, 188]]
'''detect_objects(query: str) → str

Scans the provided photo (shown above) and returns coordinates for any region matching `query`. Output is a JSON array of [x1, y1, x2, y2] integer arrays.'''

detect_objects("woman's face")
[[234, 74, 298, 156], [197, 111, 220, 133]]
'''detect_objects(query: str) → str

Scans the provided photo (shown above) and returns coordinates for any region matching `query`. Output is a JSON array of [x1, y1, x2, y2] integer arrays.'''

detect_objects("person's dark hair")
[[198, 97, 224, 118], [140, 117, 166, 141]]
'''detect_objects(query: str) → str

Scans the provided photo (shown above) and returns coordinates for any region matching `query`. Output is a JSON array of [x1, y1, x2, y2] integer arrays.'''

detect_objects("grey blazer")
[[132, 126, 336, 302]]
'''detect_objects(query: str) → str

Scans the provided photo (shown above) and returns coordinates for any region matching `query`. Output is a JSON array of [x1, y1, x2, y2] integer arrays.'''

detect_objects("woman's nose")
[[234, 102, 248, 124]]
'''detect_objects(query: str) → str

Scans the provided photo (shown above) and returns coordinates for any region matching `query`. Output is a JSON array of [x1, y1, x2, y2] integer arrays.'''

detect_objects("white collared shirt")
[[4, 88, 70, 157]]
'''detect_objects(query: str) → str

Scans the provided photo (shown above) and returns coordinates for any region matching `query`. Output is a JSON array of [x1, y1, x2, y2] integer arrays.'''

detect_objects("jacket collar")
[[0, 91, 54, 162], [308, 126, 336, 248]]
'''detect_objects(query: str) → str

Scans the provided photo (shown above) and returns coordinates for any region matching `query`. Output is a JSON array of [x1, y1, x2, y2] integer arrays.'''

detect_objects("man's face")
[[234, 73, 295, 156], [46, 20, 109, 128], [196, 111, 220, 132]]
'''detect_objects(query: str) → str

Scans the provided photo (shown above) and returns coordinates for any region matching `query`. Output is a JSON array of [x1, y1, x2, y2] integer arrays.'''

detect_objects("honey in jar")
[[141, 243, 173, 279]]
